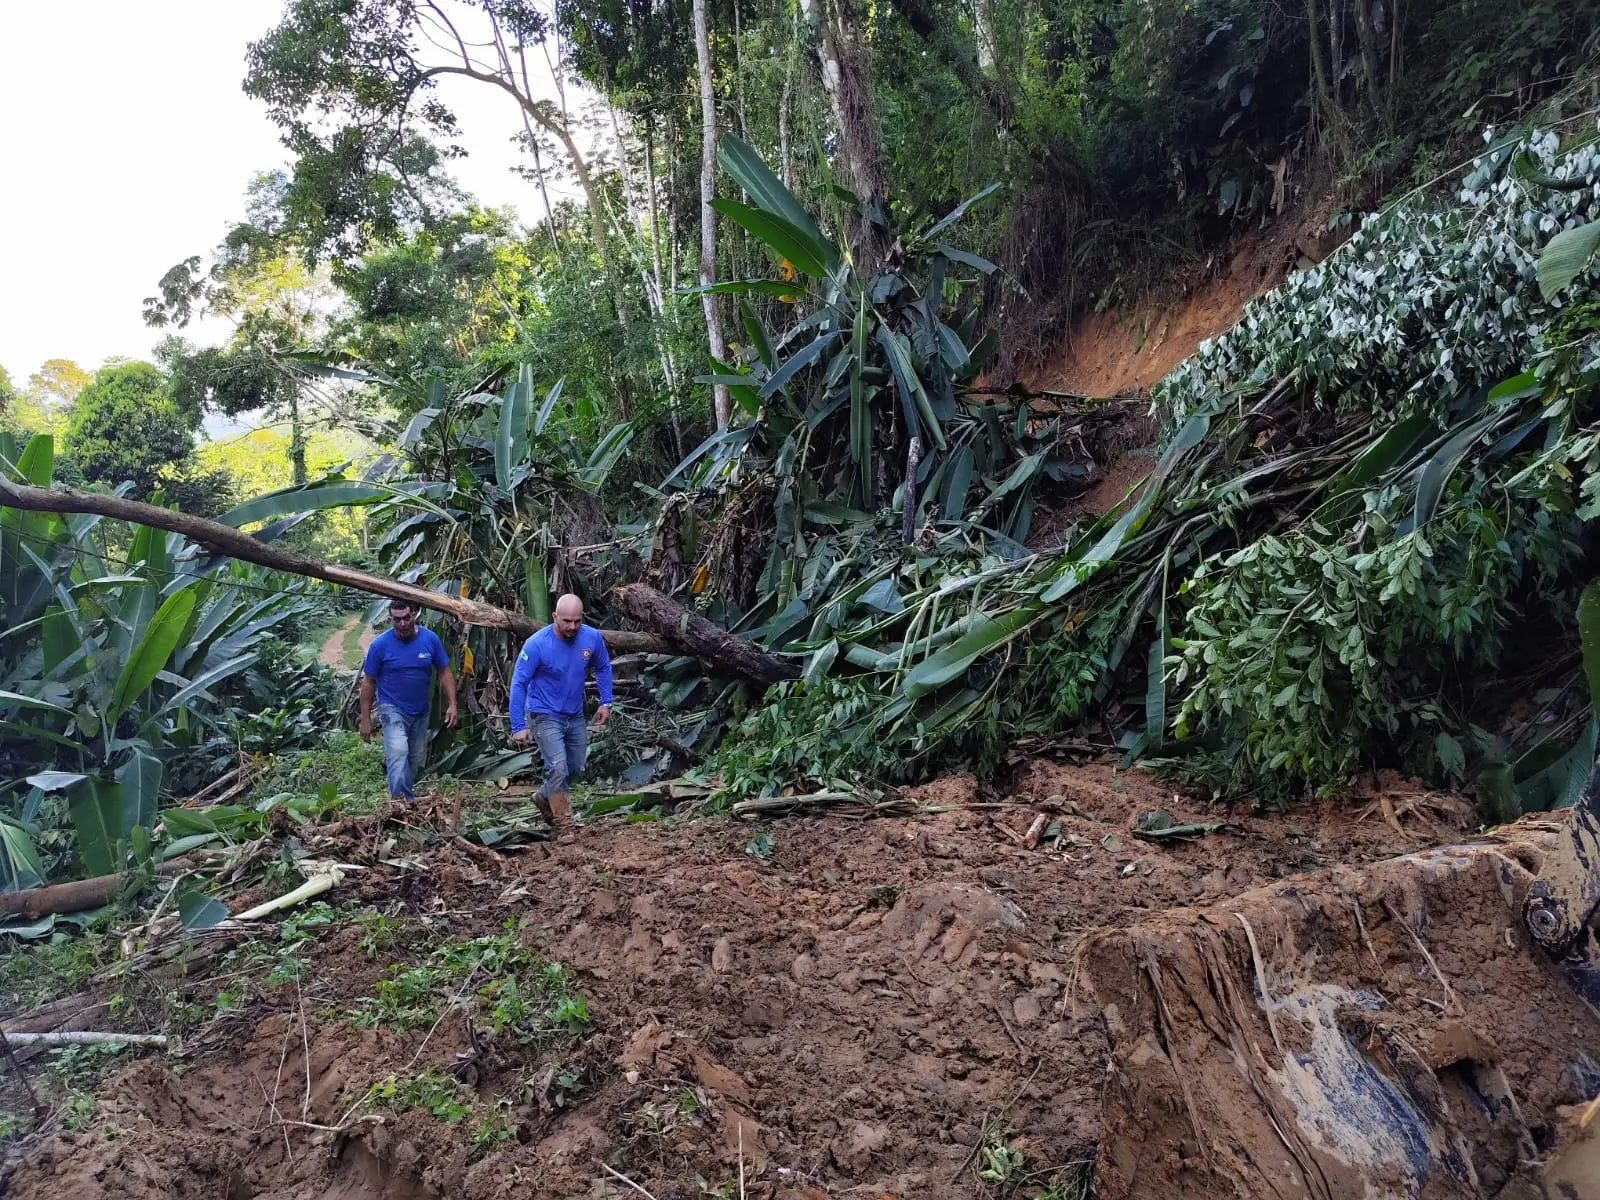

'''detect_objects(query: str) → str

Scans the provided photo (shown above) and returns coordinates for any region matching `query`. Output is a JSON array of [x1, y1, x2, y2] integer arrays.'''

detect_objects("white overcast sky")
[[0, 1, 589, 388]]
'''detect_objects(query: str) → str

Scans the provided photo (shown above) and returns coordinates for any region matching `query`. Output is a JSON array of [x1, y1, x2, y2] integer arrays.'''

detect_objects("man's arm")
[[427, 631, 458, 727], [358, 635, 381, 741], [592, 632, 614, 726], [508, 637, 535, 740], [358, 674, 376, 742], [438, 666, 459, 727]]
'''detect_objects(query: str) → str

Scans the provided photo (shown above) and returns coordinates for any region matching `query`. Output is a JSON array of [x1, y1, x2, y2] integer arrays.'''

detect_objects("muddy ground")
[[2, 760, 1588, 1199]]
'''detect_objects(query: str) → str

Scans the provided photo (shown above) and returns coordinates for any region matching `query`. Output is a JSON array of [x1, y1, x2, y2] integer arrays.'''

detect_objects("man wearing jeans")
[[508, 593, 612, 834], [358, 600, 459, 802]]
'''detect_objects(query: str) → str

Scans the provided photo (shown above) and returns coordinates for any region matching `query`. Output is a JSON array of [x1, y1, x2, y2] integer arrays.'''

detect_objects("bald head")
[[553, 593, 584, 641]]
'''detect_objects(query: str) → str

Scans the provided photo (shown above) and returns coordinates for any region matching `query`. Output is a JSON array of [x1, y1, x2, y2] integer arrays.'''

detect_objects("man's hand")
[[359, 715, 374, 743], [594, 704, 612, 728], [509, 727, 532, 745], [444, 701, 459, 728]]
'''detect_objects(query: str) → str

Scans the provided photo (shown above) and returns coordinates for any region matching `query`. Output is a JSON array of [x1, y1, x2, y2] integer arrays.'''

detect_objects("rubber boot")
[[534, 792, 554, 826], [548, 790, 577, 841]]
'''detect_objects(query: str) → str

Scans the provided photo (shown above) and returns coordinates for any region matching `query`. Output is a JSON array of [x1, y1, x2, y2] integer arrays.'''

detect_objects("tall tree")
[[25, 359, 92, 409], [800, 0, 889, 268], [245, 2, 628, 319], [694, 0, 733, 429], [64, 363, 202, 501]]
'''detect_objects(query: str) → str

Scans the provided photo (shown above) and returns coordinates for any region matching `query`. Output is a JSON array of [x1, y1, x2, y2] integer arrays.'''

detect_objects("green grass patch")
[[0, 933, 112, 1012], [252, 730, 389, 809], [361, 1066, 512, 1153], [347, 924, 590, 1042]]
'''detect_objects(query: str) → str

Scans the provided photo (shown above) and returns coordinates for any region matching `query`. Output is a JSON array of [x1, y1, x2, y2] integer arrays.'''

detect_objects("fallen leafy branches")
[[708, 123, 1600, 809]]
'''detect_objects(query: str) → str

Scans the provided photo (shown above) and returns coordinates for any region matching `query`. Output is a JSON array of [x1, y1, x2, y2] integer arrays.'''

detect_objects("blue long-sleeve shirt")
[[508, 625, 613, 730]]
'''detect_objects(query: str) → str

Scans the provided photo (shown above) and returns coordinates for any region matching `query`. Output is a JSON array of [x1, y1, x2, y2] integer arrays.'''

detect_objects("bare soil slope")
[[12, 761, 1567, 1200]]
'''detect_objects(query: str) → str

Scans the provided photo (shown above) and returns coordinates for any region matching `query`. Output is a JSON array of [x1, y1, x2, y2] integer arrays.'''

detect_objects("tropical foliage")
[[0, 433, 343, 889], [709, 124, 1600, 812]]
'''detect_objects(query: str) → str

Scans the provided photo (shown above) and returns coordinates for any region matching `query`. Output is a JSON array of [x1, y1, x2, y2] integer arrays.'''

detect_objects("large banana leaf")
[[219, 478, 400, 529], [717, 133, 835, 270], [495, 366, 532, 492], [0, 818, 45, 892], [710, 199, 830, 279], [109, 586, 199, 723]]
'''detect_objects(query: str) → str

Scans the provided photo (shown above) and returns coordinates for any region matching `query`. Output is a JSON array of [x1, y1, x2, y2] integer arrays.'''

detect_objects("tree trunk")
[[288, 388, 308, 485], [694, 0, 734, 430], [0, 481, 790, 683], [1352, 0, 1388, 124], [612, 584, 800, 685], [802, 0, 890, 269]]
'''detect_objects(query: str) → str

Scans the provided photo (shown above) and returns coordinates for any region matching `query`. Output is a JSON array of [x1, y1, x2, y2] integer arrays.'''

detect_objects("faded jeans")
[[375, 703, 429, 801], [530, 712, 587, 797]]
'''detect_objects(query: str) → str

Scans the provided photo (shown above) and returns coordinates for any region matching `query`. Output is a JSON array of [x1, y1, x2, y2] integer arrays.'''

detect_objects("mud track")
[[8, 761, 1590, 1199]]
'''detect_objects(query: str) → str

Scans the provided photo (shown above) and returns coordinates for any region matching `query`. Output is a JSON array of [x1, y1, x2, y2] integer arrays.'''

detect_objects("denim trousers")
[[530, 712, 587, 797], [374, 703, 429, 801]]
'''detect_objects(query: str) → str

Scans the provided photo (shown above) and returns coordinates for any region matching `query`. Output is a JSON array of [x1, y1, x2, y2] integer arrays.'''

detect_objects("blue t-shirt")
[[362, 626, 449, 716], [508, 625, 613, 729]]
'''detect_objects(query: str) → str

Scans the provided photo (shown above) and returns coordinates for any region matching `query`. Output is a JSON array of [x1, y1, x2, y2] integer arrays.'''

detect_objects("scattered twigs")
[[594, 1159, 662, 1200], [728, 790, 910, 819], [0, 1028, 43, 1117], [992, 1000, 1034, 1062]]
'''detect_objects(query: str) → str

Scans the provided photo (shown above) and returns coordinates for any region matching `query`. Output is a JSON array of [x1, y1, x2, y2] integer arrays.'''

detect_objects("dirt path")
[[318, 614, 373, 669], [18, 762, 1573, 1200]]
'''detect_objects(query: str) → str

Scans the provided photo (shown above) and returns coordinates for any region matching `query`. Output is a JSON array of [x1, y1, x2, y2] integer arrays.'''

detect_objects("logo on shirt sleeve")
[[582, 648, 592, 659]]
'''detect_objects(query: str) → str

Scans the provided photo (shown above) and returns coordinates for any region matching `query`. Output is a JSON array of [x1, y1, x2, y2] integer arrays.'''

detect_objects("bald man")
[[508, 594, 613, 833]]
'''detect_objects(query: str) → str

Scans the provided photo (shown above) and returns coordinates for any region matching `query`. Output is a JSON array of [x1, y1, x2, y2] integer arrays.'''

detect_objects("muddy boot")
[[534, 792, 554, 827], [548, 790, 577, 842]]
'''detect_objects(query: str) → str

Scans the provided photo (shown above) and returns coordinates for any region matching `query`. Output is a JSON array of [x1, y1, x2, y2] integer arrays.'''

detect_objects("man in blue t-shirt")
[[358, 599, 459, 803], [508, 593, 612, 834]]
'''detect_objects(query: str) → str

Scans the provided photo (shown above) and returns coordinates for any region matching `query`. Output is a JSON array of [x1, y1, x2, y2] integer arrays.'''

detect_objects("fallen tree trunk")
[[0, 857, 202, 920], [0, 482, 783, 676], [611, 583, 800, 685]]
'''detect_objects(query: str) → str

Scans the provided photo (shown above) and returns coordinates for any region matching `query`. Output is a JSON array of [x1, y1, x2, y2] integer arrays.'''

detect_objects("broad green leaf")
[[936, 245, 998, 274], [942, 445, 975, 520], [875, 325, 946, 450], [1579, 582, 1600, 724], [159, 653, 258, 715], [740, 301, 777, 372], [717, 133, 834, 266], [923, 182, 1002, 240], [115, 748, 163, 836], [0, 818, 46, 892], [850, 296, 872, 501], [177, 887, 230, 930], [496, 368, 532, 491], [27, 770, 87, 791], [0, 690, 74, 718], [1488, 371, 1542, 403], [1538, 219, 1600, 302], [709, 357, 763, 418], [526, 556, 550, 626], [761, 331, 842, 399], [110, 586, 199, 722], [1327, 414, 1434, 498], [220, 479, 398, 529], [532, 376, 565, 436], [710, 199, 829, 279], [68, 776, 123, 878], [803, 640, 840, 686], [904, 605, 1042, 698], [1413, 413, 1498, 529]]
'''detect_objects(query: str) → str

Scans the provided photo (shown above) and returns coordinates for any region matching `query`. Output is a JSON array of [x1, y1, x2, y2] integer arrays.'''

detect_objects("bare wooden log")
[[0, 857, 200, 920], [0, 1032, 167, 1048], [610, 584, 800, 685], [0, 480, 673, 656]]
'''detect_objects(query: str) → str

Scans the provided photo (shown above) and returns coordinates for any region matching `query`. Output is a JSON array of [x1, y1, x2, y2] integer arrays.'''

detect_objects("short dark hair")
[[389, 599, 416, 614]]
